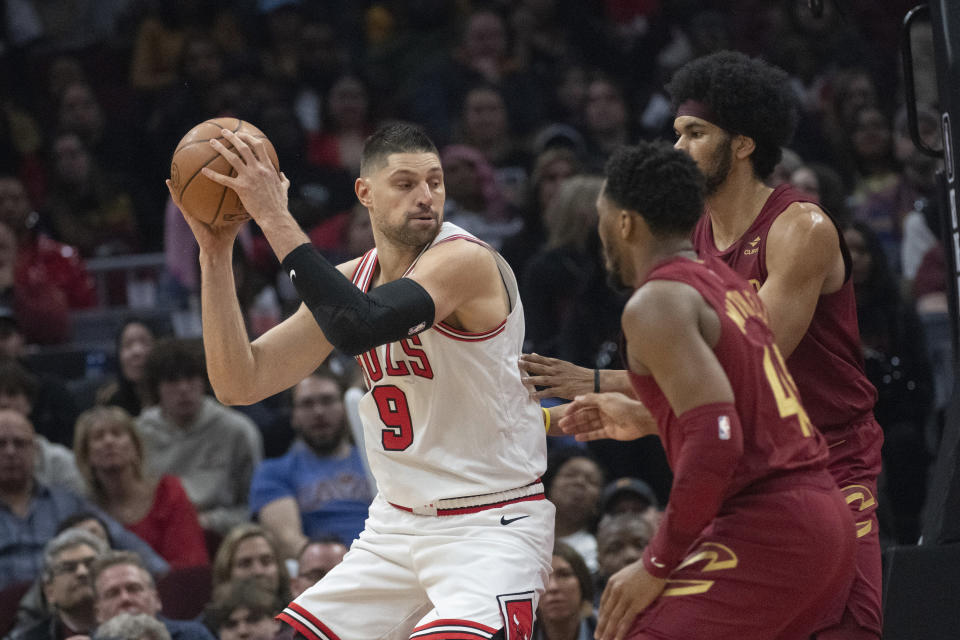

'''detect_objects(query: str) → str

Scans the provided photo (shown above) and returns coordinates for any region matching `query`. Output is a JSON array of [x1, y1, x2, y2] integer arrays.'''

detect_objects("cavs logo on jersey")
[[497, 592, 534, 640], [743, 235, 761, 255]]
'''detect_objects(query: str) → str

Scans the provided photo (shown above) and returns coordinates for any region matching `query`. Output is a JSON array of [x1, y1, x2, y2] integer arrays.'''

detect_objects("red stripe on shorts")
[[411, 618, 498, 639], [277, 603, 341, 640]]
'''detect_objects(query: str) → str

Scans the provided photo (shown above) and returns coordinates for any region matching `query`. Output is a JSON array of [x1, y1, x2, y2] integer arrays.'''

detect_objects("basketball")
[[170, 117, 280, 226]]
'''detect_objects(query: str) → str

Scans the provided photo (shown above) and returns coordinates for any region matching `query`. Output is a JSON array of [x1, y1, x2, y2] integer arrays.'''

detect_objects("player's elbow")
[[210, 380, 258, 406], [324, 321, 375, 357]]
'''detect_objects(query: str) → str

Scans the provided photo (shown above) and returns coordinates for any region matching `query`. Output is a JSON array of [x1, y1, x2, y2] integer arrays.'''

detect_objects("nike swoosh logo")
[[500, 515, 529, 525], [650, 557, 666, 568]]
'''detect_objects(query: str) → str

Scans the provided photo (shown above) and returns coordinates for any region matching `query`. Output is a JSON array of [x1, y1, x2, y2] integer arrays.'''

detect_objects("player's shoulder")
[[420, 233, 497, 269], [625, 278, 702, 335], [770, 201, 837, 244]]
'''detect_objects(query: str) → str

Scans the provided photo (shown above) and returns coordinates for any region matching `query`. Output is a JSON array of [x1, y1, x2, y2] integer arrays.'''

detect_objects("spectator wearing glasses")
[[289, 536, 347, 599], [7, 528, 107, 640]]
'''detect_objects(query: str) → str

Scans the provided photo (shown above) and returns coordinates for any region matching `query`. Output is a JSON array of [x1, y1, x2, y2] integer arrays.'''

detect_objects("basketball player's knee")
[[489, 629, 506, 640]]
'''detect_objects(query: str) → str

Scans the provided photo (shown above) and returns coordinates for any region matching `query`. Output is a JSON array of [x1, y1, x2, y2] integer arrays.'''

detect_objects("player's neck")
[[631, 238, 695, 287], [373, 240, 428, 283], [705, 170, 773, 251]]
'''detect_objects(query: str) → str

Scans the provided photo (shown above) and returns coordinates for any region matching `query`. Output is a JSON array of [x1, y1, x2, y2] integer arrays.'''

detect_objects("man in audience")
[[289, 536, 348, 599], [0, 409, 167, 589], [8, 529, 107, 640], [136, 339, 263, 535], [594, 512, 656, 608], [249, 368, 372, 558], [599, 477, 661, 531], [0, 359, 83, 493], [92, 551, 214, 640]]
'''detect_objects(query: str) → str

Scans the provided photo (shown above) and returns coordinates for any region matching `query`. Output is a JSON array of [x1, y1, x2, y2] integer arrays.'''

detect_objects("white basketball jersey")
[[350, 223, 546, 509]]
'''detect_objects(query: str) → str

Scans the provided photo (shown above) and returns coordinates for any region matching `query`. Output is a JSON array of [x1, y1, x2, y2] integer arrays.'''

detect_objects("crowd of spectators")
[[0, 0, 947, 638]]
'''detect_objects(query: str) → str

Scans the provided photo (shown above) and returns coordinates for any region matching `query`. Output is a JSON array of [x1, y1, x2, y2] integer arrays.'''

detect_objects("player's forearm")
[[598, 369, 637, 395], [642, 403, 742, 578], [198, 249, 260, 405], [281, 243, 435, 356], [255, 209, 312, 263]]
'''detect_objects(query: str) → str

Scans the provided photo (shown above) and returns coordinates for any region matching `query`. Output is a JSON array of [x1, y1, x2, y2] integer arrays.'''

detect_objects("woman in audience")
[[73, 406, 209, 567], [521, 176, 625, 368], [212, 524, 291, 605], [542, 446, 606, 573], [532, 542, 596, 640], [204, 579, 284, 640], [97, 318, 157, 416], [97, 318, 157, 417], [307, 73, 374, 176]]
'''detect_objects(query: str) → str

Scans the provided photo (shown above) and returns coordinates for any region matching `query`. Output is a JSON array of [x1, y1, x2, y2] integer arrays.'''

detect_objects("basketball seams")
[[177, 152, 229, 200]]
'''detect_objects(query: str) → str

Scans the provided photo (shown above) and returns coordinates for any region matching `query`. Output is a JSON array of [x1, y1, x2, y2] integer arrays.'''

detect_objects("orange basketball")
[[170, 118, 280, 225]]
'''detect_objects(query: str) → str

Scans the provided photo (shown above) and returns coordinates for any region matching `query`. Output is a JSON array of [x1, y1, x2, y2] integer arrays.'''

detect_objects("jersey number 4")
[[373, 385, 414, 451], [762, 345, 814, 437]]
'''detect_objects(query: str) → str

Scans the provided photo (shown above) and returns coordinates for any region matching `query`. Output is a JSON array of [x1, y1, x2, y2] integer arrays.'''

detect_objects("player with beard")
[[249, 367, 374, 558], [591, 141, 855, 640], [672, 52, 880, 640], [167, 122, 553, 640], [523, 51, 881, 639]]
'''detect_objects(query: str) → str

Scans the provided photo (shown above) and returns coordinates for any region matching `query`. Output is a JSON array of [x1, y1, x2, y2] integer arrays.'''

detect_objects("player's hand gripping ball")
[[170, 118, 280, 225]]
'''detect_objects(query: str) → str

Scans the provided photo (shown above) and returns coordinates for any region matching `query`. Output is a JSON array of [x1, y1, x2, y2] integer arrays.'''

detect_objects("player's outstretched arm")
[[759, 202, 845, 358], [518, 352, 634, 400], [558, 392, 657, 442]]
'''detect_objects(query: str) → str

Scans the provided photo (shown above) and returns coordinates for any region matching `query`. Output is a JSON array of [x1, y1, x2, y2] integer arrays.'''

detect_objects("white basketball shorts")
[[279, 491, 555, 640]]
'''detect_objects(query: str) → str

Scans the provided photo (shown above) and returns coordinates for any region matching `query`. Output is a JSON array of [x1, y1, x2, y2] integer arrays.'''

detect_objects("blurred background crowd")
[[0, 0, 948, 639]]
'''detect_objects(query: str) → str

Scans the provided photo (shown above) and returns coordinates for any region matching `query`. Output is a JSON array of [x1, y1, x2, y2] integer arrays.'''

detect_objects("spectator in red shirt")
[[73, 406, 209, 569], [0, 175, 95, 343]]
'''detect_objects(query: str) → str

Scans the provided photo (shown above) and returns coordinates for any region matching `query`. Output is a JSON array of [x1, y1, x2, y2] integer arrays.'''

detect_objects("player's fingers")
[[603, 595, 632, 640], [519, 353, 557, 369], [574, 430, 608, 442], [220, 129, 258, 166], [596, 590, 620, 640], [529, 388, 555, 401], [236, 132, 265, 163], [200, 166, 240, 189], [518, 357, 546, 375], [209, 136, 246, 173], [613, 607, 640, 640], [165, 179, 181, 207]]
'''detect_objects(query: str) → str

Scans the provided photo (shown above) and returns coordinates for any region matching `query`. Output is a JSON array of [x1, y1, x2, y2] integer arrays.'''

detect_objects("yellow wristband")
[[542, 407, 551, 433]]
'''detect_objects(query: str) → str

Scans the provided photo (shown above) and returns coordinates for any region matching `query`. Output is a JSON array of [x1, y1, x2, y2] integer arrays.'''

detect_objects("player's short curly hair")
[[603, 141, 704, 238], [666, 51, 798, 180]]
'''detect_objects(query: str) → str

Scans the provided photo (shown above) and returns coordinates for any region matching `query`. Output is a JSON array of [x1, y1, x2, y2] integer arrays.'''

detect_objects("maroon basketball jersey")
[[628, 255, 828, 491], [692, 184, 876, 431]]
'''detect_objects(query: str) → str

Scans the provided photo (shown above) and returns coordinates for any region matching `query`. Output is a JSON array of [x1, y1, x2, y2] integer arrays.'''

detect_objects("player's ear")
[[619, 209, 634, 239], [355, 177, 373, 207], [735, 135, 756, 160]]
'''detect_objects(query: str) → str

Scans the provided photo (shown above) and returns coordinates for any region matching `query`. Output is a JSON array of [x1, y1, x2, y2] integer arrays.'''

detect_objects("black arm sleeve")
[[281, 243, 436, 356]]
